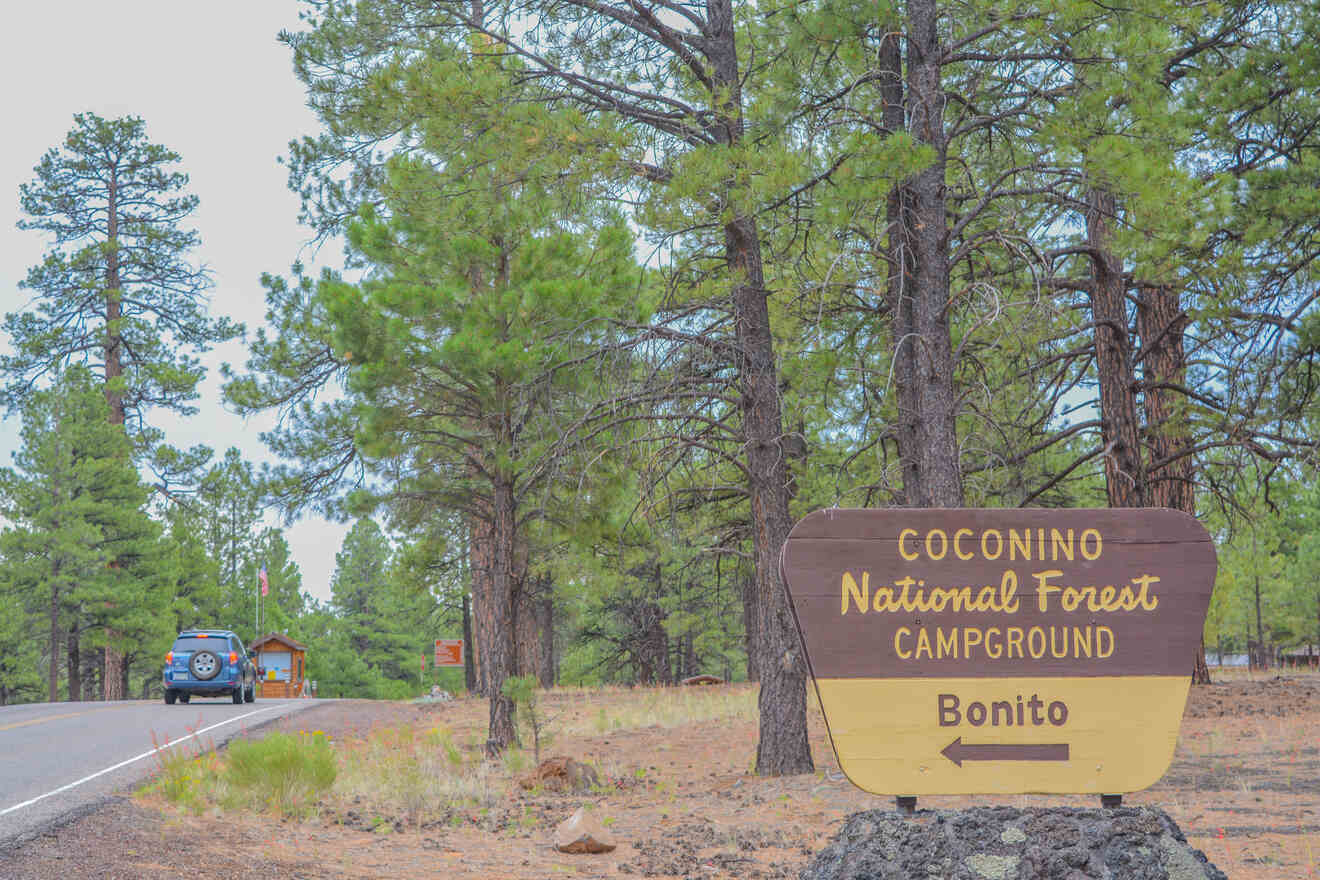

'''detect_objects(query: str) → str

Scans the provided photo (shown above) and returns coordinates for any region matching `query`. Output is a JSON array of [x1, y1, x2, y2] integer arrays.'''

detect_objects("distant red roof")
[[249, 632, 308, 652]]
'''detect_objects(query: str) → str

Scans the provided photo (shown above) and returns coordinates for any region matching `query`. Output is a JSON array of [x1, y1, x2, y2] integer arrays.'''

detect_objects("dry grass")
[[328, 724, 505, 825], [548, 682, 759, 736]]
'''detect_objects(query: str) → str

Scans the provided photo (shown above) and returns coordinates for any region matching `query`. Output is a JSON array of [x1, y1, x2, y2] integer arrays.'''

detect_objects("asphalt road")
[[0, 697, 319, 849]]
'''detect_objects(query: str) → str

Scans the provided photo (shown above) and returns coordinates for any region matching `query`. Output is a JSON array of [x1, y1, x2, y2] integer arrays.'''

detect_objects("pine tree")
[[330, 520, 393, 657], [194, 448, 265, 626], [0, 366, 161, 701], [326, 520, 433, 697], [233, 38, 647, 750], [0, 582, 42, 705], [3, 112, 239, 458]]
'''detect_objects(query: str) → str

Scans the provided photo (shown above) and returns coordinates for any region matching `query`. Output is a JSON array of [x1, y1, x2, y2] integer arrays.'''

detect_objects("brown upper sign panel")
[[779, 508, 1217, 794], [780, 508, 1217, 680]]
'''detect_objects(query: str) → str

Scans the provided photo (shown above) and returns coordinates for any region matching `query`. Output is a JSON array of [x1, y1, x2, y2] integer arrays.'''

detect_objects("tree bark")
[[1086, 188, 1146, 508], [706, 0, 812, 775], [878, 22, 923, 505], [1254, 572, 1267, 671], [483, 476, 518, 753], [682, 632, 698, 680], [514, 569, 554, 687], [67, 625, 81, 702], [468, 509, 492, 697], [1137, 285, 1194, 512], [103, 632, 125, 701], [48, 563, 61, 702], [119, 653, 131, 702], [1136, 283, 1209, 683], [635, 576, 670, 686], [104, 166, 125, 428], [741, 574, 760, 682], [461, 590, 476, 693], [900, 0, 963, 508], [101, 171, 127, 697]]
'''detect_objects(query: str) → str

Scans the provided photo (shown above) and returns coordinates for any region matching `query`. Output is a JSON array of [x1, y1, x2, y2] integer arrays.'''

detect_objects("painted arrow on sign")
[[940, 737, 1070, 767]]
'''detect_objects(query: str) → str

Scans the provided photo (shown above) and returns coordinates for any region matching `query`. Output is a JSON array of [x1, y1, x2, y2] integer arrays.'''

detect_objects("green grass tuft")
[[222, 731, 337, 817]]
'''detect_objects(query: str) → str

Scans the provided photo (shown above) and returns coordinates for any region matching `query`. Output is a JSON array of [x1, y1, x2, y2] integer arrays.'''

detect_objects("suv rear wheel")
[[190, 650, 222, 681], [232, 685, 244, 704], [164, 689, 177, 705]]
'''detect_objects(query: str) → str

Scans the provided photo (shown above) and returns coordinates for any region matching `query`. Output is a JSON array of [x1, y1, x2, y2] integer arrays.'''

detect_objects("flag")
[[259, 565, 269, 597]]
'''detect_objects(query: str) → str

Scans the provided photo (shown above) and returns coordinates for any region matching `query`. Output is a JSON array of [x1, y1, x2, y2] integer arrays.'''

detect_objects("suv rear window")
[[173, 636, 224, 653]]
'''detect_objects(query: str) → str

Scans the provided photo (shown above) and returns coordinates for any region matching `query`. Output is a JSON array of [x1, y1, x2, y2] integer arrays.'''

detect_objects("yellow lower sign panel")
[[815, 676, 1188, 794]]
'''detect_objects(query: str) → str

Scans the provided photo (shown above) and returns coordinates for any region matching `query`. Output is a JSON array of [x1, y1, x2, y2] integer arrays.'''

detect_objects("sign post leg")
[[896, 796, 917, 815]]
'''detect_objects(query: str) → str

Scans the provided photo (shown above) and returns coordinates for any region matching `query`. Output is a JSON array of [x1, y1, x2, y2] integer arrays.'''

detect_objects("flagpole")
[[257, 564, 268, 638]]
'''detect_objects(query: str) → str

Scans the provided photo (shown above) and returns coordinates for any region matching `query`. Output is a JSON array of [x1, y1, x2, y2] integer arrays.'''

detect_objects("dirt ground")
[[2, 671, 1317, 880]]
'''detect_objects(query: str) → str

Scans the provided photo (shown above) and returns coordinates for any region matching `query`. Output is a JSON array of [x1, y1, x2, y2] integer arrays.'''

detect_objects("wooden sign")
[[434, 638, 464, 667], [779, 508, 1216, 795]]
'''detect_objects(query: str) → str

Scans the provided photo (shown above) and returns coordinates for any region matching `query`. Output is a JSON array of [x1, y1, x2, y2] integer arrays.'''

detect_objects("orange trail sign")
[[779, 508, 1217, 796], [434, 639, 464, 668]]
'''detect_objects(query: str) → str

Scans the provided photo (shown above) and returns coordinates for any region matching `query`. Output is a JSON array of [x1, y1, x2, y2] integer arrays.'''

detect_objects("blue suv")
[[163, 629, 257, 704]]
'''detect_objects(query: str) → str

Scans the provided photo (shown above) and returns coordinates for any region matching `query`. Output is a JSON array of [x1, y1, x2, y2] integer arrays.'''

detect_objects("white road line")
[[0, 705, 281, 817]]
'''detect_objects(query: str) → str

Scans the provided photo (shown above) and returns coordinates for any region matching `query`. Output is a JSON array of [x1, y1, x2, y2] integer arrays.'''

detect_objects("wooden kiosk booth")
[[250, 633, 308, 698]]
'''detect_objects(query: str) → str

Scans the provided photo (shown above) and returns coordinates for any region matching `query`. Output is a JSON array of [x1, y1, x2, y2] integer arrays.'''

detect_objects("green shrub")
[[221, 731, 337, 817]]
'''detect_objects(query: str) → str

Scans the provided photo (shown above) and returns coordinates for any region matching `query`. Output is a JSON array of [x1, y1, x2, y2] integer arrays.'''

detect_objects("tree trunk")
[[741, 574, 760, 682], [67, 625, 81, 702], [707, 0, 812, 775], [468, 509, 492, 697], [48, 566, 61, 702], [1086, 188, 1146, 508], [513, 568, 554, 686], [636, 595, 670, 686], [1137, 284, 1194, 511], [512, 559, 531, 680], [483, 476, 518, 753], [462, 591, 476, 693], [104, 166, 126, 427], [1254, 572, 1267, 671], [1136, 283, 1209, 683], [536, 592, 554, 688], [102, 172, 127, 697], [643, 565, 670, 686], [877, 21, 923, 505], [103, 632, 125, 701], [901, 0, 963, 508]]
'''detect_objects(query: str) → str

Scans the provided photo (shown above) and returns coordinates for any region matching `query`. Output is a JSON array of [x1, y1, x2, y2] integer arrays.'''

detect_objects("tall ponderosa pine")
[[233, 34, 647, 750], [4, 112, 238, 452], [317, 60, 645, 748], [251, 0, 818, 770], [431, 0, 816, 775]]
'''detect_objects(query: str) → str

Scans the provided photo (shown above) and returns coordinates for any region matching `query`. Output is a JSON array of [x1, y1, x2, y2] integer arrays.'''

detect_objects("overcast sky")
[[0, 3, 352, 602]]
